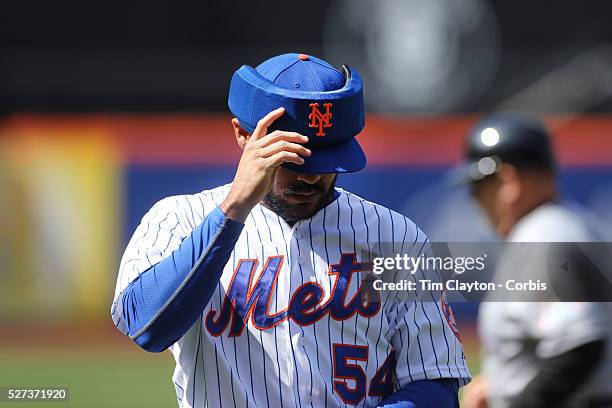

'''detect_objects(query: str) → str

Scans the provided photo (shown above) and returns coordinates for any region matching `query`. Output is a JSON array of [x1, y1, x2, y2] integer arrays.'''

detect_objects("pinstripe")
[[420, 301, 443, 377], [207, 192, 225, 408], [430, 255, 469, 379], [322, 206, 334, 390], [399, 308, 415, 383], [335, 198, 345, 345], [195, 195, 208, 408], [249, 211, 271, 408], [308, 217, 328, 408], [275, 214, 303, 408], [193, 320, 203, 408], [214, 334, 223, 408], [123, 202, 172, 286], [409, 239, 429, 379], [175, 381, 184, 403], [384, 215, 411, 340], [197, 194, 206, 218], [358, 199, 373, 367], [259, 207, 284, 408], [150, 212, 171, 249], [184, 195, 198, 225], [202, 192, 223, 407], [355, 196, 377, 408], [144, 212, 168, 268], [381, 339, 393, 408], [346, 194, 360, 349], [388, 208, 395, 253], [192, 324, 200, 407], [161, 221, 181, 253], [244, 229, 254, 406], [412, 239, 443, 377], [372, 205, 384, 380], [428, 255, 456, 378], [223, 242, 249, 408], [131, 203, 164, 281], [221, 250, 237, 408], [412, 238, 447, 378], [294, 226, 315, 408]]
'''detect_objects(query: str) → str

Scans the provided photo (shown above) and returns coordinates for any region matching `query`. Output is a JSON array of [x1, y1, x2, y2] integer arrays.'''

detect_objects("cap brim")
[[446, 157, 503, 187], [282, 137, 366, 174], [446, 163, 476, 187]]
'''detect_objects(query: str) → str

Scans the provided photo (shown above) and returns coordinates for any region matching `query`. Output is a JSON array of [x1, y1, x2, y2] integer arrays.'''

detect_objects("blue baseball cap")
[[228, 53, 366, 174]]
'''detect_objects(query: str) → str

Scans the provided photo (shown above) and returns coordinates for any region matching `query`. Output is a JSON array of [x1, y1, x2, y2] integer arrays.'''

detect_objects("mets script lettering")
[[308, 102, 333, 136], [205, 253, 380, 337]]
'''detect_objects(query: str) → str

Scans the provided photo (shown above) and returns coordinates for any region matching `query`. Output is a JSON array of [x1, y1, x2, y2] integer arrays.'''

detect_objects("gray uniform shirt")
[[479, 203, 612, 408]]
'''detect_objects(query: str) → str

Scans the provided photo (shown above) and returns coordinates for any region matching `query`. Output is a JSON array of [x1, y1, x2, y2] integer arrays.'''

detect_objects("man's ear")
[[231, 118, 250, 150], [498, 164, 522, 204]]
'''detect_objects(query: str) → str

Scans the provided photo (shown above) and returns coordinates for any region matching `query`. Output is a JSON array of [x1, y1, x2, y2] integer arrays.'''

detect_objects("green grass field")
[[0, 347, 176, 408], [0, 322, 178, 408]]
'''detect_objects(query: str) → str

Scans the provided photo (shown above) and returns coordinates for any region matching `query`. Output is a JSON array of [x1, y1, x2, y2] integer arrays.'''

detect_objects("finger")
[[265, 151, 305, 167], [254, 130, 309, 148], [259, 140, 311, 158], [251, 107, 285, 141]]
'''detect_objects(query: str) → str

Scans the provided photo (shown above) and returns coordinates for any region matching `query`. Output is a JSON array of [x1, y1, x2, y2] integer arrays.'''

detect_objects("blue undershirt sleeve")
[[116, 206, 244, 352], [377, 379, 459, 408]]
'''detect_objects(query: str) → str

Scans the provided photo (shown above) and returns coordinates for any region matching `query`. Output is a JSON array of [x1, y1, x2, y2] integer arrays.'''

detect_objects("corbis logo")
[[308, 102, 333, 136]]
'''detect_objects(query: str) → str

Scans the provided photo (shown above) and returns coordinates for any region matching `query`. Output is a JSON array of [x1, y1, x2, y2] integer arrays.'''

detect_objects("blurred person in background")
[[460, 113, 612, 408]]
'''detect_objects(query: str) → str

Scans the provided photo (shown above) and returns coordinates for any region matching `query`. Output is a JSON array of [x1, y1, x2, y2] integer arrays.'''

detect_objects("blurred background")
[[1, 0, 612, 406]]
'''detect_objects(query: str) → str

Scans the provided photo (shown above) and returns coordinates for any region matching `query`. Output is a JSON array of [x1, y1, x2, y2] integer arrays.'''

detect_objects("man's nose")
[[296, 173, 322, 184]]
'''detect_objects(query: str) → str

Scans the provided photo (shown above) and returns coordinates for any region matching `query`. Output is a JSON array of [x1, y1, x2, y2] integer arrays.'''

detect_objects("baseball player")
[[111, 53, 470, 408], [460, 114, 612, 408]]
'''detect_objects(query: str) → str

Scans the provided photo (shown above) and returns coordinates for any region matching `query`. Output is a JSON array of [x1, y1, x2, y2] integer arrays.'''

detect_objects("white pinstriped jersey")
[[112, 184, 470, 408]]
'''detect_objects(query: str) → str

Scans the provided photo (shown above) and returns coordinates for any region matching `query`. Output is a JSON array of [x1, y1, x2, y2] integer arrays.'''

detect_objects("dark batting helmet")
[[460, 112, 556, 182]]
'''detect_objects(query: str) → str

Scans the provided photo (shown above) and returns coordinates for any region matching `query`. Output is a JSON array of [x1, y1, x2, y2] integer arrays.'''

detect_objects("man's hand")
[[461, 375, 489, 408], [220, 107, 311, 223]]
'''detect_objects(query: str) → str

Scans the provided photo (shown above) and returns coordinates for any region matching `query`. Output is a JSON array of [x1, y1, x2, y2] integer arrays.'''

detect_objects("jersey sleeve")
[[384, 224, 471, 387], [110, 193, 243, 351], [112, 196, 190, 309], [529, 302, 609, 358]]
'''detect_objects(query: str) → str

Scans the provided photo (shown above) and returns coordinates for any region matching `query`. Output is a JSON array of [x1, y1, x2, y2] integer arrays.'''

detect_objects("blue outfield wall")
[[125, 165, 612, 239], [125, 165, 455, 238], [124, 165, 612, 323]]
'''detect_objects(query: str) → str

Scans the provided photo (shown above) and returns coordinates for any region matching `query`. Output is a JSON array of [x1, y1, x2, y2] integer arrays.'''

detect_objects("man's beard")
[[262, 176, 337, 225]]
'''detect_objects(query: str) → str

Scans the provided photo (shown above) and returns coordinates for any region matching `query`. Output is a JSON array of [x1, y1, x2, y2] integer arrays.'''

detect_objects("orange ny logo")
[[308, 102, 333, 136]]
